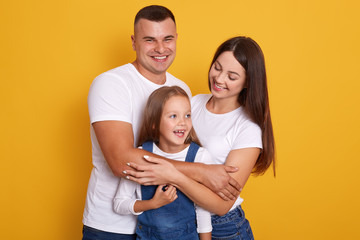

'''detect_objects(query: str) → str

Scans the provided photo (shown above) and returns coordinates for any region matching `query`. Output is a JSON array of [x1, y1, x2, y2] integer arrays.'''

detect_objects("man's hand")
[[200, 164, 242, 200]]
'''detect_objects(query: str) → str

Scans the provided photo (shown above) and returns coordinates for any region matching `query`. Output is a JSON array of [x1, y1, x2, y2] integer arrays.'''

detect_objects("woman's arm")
[[126, 148, 260, 216]]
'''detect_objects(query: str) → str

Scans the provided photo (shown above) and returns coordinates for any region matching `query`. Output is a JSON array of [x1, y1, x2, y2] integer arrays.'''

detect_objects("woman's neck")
[[206, 96, 241, 114]]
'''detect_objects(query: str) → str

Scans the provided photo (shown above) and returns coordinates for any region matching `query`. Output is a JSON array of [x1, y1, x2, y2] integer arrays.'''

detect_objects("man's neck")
[[131, 61, 166, 85]]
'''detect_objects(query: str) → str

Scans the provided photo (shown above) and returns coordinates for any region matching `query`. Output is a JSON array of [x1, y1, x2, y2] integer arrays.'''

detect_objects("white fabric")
[[83, 63, 192, 234], [114, 143, 213, 234], [191, 94, 262, 212]]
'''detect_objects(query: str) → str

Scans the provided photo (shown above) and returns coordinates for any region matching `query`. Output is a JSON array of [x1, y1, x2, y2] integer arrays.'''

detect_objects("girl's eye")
[[214, 65, 220, 71], [185, 114, 191, 118], [170, 114, 176, 119], [229, 75, 237, 81]]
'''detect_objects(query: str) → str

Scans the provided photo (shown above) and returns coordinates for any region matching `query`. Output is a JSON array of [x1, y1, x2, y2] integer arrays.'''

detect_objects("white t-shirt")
[[191, 94, 262, 212], [83, 63, 192, 234], [113, 143, 213, 234]]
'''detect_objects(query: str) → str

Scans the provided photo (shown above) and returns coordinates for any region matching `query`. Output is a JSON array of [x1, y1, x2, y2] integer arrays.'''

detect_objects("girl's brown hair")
[[210, 36, 276, 176], [137, 86, 201, 147]]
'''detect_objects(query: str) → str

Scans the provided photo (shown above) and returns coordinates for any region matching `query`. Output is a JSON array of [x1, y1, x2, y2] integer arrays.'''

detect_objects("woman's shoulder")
[[191, 94, 211, 106]]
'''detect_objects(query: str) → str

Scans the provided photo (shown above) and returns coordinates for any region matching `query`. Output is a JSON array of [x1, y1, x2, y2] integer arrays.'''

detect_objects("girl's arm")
[[126, 147, 260, 215], [195, 204, 212, 240], [113, 178, 141, 215], [133, 185, 177, 213], [113, 179, 177, 214], [199, 232, 212, 240]]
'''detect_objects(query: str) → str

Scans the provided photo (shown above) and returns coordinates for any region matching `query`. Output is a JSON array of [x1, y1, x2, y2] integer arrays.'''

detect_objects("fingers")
[[217, 191, 230, 201], [143, 155, 164, 164], [123, 169, 152, 179], [229, 177, 242, 192], [224, 165, 239, 173], [125, 175, 154, 185], [157, 184, 178, 202], [218, 187, 237, 201]]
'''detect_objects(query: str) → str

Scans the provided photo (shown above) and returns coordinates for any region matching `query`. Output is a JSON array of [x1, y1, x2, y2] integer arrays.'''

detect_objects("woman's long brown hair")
[[209, 36, 276, 176]]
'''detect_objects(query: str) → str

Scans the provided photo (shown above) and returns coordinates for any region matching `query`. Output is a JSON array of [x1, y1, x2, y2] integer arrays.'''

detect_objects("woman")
[[127, 36, 275, 239]]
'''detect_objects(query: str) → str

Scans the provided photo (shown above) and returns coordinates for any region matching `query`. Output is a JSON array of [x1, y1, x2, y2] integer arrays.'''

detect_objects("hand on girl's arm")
[[126, 148, 260, 215], [125, 155, 242, 200]]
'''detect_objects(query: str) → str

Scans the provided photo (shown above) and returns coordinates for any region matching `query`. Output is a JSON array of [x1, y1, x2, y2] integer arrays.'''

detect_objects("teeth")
[[154, 56, 166, 60], [215, 83, 224, 89], [174, 130, 185, 133]]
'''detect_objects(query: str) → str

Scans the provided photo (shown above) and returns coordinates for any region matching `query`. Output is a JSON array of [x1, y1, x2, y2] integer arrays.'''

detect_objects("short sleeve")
[[88, 73, 132, 124], [195, 204, 212, 233], [232, 121, 263, 150]]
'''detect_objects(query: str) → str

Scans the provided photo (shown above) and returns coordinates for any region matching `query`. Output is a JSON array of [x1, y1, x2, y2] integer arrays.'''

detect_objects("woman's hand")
[[124, 155, 183, 186]]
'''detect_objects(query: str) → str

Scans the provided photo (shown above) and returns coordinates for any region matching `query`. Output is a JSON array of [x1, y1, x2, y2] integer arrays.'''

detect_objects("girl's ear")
[[152, 124, 155, 130]]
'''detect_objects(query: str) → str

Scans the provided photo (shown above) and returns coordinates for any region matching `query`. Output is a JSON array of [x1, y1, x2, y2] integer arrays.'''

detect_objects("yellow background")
[[1, 0, 359, 239]]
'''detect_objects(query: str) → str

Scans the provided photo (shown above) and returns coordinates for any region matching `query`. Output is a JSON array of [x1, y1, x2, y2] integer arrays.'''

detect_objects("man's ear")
[[131, 35, 136, 51]]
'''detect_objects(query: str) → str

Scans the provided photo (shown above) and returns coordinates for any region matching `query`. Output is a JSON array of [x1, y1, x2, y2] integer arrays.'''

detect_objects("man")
[[82, 5, 240, 239]]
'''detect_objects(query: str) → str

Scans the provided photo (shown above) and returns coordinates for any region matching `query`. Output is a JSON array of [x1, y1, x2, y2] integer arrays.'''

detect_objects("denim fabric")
[[211, 205, 254, 240], [136, 141, 200, 240], [136, 222, 198, 240], [82, 225, 136, 240]]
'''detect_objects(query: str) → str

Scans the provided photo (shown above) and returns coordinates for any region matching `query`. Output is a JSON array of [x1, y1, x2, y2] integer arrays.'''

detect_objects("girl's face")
[[209, 51, 246, 103], [158, 95, 192, 153]]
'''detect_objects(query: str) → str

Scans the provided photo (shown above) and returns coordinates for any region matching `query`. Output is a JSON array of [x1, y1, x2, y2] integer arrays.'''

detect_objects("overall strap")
[[141, 141, 153, 152], [185, 142, 200, 163]]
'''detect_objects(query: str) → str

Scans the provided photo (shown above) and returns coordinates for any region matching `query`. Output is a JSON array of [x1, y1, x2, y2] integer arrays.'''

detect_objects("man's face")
[[132, 18, 177, 80]]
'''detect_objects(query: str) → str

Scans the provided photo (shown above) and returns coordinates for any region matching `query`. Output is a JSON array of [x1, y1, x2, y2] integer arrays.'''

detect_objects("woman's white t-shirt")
[[191, 94, 263, 212]]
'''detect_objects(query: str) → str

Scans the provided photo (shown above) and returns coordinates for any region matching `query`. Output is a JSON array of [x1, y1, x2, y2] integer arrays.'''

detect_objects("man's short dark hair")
[[134, 5, 175, 25]]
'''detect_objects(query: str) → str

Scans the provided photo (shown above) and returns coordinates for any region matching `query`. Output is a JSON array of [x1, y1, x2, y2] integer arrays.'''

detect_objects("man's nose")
[[154, 41, 165, 53]]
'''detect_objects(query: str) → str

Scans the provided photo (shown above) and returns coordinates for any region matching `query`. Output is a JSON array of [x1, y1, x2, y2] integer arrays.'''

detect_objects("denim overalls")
[[135, 141, 200, 240]]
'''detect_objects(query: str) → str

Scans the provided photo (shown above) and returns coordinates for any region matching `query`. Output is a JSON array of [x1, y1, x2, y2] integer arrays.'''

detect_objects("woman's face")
[[209, 51, 246, 103]]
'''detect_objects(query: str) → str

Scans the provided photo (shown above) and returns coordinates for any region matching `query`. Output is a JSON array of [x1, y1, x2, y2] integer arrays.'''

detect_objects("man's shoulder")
[[165, 72, 192, 97], [96, 63, 132, 79]]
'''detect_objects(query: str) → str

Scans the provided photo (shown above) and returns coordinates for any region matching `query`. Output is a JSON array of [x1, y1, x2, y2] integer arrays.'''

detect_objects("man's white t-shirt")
[[83, 63, 191, 234], [113, 143, 213, 234], [191, 94, 262, 212]]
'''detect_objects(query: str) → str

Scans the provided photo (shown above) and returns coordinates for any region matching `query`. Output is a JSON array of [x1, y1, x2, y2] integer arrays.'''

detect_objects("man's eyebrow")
[[164, 35, 175, 39], [143, 36, 155, 40]]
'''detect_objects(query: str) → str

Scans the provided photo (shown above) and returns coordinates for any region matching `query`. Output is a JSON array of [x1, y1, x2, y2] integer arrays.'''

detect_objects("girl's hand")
[[151, 184, 178, 208]]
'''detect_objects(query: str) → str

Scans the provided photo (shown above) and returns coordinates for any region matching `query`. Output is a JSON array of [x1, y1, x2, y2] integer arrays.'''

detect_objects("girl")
[[113, 86, 213, 240], [126, 36, 275, 240]]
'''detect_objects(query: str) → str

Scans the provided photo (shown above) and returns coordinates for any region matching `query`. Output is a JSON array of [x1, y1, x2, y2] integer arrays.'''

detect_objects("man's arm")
[[93, 120, 241, 199], [92, 121, 155, 177]]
